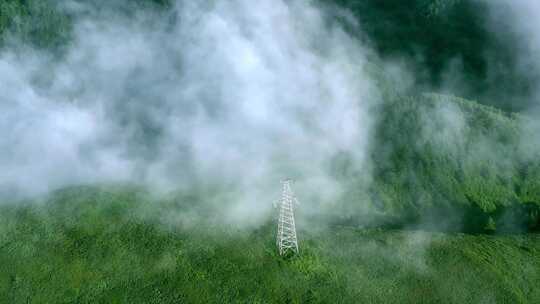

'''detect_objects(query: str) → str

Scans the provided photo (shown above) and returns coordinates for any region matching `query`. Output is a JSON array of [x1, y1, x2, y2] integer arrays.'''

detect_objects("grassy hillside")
[[1, 186, 539, 303], [327, 92, 540, 233], [1, 2, 539, 303]]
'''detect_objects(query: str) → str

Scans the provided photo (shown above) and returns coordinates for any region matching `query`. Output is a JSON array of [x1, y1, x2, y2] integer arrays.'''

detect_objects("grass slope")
[[1, 186, 539, 303], [329, 92, 540, 233]]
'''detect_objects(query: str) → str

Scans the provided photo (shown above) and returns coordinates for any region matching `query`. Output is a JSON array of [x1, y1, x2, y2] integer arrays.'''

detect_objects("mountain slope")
[[1, 186, 539, 303], [329, 92, 540, 232]]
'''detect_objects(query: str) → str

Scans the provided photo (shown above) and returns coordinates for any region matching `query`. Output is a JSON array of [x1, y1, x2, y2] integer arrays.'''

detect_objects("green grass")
[[1, 186, 539, 303], [340, 92, 540, 233]]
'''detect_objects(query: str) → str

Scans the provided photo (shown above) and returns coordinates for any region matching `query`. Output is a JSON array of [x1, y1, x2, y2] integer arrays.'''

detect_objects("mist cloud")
[[485, 1, 540, 109], [0, 0, 378, 224], [484, 0, 540, 155]]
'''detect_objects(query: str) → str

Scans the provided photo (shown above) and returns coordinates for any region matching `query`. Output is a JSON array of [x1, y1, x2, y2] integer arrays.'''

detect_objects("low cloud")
[[0, 0, 379, 225]]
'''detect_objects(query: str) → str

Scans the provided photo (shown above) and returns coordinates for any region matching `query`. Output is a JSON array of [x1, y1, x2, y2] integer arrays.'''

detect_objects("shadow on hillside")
[[326, 203, 540, 235]]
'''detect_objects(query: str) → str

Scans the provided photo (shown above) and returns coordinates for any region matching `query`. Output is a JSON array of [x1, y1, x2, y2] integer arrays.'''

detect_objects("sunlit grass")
[[1, 187, 538, 303]]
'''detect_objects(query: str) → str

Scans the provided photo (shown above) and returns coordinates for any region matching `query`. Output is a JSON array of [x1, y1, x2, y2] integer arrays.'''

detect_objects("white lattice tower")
[[276, 179, 299, 255]]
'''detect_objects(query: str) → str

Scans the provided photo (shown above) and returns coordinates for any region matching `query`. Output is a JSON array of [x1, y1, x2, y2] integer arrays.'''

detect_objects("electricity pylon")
[[275, 179, 299, 256]]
